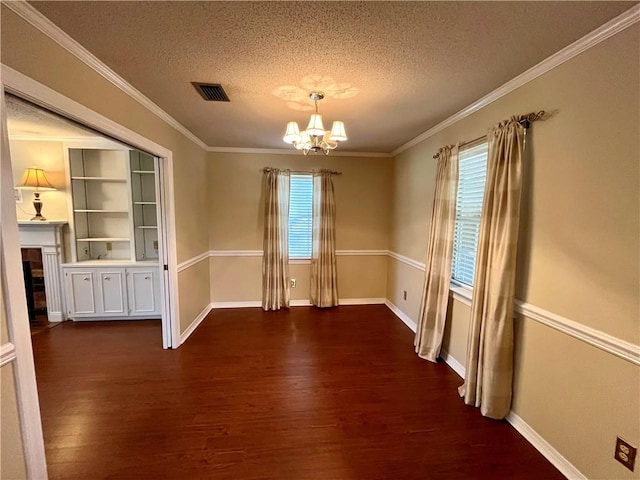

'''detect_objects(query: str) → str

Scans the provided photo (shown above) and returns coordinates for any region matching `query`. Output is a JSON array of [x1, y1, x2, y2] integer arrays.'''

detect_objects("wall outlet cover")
[[14, 188, 23, 203], [615, 437, 637, 472]]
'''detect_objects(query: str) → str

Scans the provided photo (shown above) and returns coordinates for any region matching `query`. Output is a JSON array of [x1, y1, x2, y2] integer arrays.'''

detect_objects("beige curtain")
[[262, 168, 290, 311], [310, 170, 338, 307], [415, 145, 459, 362], [459, 117, 526, 419]]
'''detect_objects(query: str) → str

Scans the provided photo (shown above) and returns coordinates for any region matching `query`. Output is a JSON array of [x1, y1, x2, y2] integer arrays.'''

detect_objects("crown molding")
[[207, 146, 392, 158], [4, 0, 209, 151], [7, 1, 638, 158], [392, 4, 640, 156]]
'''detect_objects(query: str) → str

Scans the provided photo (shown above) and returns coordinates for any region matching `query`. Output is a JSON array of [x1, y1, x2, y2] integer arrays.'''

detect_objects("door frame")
[[2, 65, 181, 349]]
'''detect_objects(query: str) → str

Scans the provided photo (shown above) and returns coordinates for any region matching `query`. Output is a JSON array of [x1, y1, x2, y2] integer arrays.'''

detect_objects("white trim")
[[515, 300, 640, 367], [505, 412, 586, 480], [2, 65, 181, 350], [179, 302, 213, 345], [388, 251, 426, 271], [209, 250, 263, 257], [207, 146, 391, 158], [339, 298, 386, 305], [436, 344, 587, 480], [449, 284, 472, 306], [440, 349, 466, 378], [176, 251, 210, 272], [4, 0, 209, 152], [336, 249, 388, 256], [290, 299, 312, 307], [0, 343, 17, 367], [384, 299, 417, 332], [211, 301, 262, 309], [392, 4, 640, 156], [1, 84, 49, 478], [390, 249, 640, 366]]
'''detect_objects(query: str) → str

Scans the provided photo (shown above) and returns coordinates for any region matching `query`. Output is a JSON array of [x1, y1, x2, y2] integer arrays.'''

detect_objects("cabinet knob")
[[105, 276, 111, 280], [144, 276, 150, 280], [83, 277, 89, 281]]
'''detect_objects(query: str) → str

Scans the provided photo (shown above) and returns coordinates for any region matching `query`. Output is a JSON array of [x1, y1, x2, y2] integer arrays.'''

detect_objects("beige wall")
[[1, 365, 27, 480], [1, 7, 211, 335], [10, 140, 68, 222], [0, 269, 27, 479], [208, 152, 392, 302], [388, 25, 640, 479]]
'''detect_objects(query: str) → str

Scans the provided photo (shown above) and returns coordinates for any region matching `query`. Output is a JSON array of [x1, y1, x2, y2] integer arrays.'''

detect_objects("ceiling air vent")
[[192, 82, 230, 102]]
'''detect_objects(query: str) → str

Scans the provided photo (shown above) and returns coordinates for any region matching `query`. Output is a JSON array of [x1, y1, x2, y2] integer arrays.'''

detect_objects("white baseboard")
[[211, 301, 262, 309], [383, 301, 585, 480], [506, 412, 586, 480], [179, 302, 213, 345], [440, 349, 466, 378], [384, 299, 417, 332], [339, 297, 386, 305], [211, 298, 386, 309]]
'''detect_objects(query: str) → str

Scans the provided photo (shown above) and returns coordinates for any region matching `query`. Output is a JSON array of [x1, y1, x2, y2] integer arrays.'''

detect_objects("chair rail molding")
[[0, 343, 17, 367], [387, 252, 640, 366]]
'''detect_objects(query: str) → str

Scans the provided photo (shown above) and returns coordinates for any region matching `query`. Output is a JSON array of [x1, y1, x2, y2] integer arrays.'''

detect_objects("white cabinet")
[[98, 269, 127, 316], [66, 270, 97, 316], [63, 264, 160, 320], [127, 268, 160, 316]]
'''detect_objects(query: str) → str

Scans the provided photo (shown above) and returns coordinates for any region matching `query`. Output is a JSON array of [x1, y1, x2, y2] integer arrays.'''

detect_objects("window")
[[288, 174, 313, 259], [451, 141, 489, 286]]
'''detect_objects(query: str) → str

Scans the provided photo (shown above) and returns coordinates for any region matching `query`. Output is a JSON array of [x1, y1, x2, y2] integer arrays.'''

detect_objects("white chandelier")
[[282, 92, 347, 155]]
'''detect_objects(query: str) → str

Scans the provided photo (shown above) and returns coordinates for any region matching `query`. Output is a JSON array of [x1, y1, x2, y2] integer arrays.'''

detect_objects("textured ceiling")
[[6, 94, 102, 140], [28, 1, 635, 153]]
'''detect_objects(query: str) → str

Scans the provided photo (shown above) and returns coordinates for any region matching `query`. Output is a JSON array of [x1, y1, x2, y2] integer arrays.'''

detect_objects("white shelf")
[[76, 237, 130, 242], [71, 176, 127, 182], [74, 209, 128, 213], [131, 170, 155, 174], [133, 201, 156, 205], [136, 226, 157, 229]]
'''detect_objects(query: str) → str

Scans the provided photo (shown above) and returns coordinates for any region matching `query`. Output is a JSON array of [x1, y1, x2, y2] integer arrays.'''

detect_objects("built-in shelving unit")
[[130, 150, 159, 261], [63, 144, 162, 321], [68, 148, 132, 262]]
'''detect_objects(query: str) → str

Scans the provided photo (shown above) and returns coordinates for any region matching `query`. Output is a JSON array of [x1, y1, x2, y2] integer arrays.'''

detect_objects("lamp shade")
[[306, 114, 325, 136], [295, 130, 312, 150], [17, 167, 55, 191], [283, 122, 301, 144], [329, 121, 347, 142]]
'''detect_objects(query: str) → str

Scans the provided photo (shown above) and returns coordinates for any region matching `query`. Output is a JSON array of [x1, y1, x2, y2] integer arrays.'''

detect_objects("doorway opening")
[[5, 92, 175, 348]]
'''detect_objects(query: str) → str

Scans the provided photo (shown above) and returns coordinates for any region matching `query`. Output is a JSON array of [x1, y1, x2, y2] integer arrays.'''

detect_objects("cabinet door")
[[97, 269, 127, 316], [64, 269, 97, 317], [127, 268, 160, 316]]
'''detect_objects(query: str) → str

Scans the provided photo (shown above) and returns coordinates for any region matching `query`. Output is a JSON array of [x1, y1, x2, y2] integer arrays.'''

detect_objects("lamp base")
[[32, 193, 47, 221]]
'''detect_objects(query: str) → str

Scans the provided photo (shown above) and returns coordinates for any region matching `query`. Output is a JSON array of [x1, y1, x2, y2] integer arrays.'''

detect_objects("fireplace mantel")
[[18, 221, 67, 322]]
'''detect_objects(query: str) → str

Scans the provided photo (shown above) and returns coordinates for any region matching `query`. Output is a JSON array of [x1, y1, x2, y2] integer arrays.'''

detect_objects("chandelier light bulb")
[[283, 92, 347, 155]]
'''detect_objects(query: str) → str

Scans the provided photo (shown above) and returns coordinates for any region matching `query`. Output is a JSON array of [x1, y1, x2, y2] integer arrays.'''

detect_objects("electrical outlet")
[[290, 279, 297, 288], [615, 437, 637, 471], [403, 290, 407, 300], [106, 242, 113, 251], [14, 189, 23, 203]]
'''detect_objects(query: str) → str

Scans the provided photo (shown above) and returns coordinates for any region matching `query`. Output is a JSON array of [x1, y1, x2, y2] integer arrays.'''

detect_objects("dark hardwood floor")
[[32, 305, 564, 480]]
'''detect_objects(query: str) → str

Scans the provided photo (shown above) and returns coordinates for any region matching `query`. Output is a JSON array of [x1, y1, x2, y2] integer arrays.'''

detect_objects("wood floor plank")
[[32, 305, 565, 479]]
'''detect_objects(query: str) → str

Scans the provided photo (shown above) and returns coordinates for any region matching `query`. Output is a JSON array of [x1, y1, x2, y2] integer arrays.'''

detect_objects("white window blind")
[[288, 174, 313, 259], [452, 141, 489, 286]]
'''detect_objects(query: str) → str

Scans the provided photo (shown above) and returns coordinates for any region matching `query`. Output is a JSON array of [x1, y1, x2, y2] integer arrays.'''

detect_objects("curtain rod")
[[261, 168, 342, 175], [432, 110, 547, 159]]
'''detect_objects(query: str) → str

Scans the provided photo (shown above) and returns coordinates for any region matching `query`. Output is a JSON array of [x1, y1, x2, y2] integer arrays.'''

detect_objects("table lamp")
[[16, 167, 56, 221]]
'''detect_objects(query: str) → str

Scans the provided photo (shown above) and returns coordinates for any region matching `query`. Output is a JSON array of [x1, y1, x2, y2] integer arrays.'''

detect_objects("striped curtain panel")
[[459, 117, 526, 419], [262, 168, 291, 311], [415, 145, 459, 362], [310, 171, 338, 308]]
